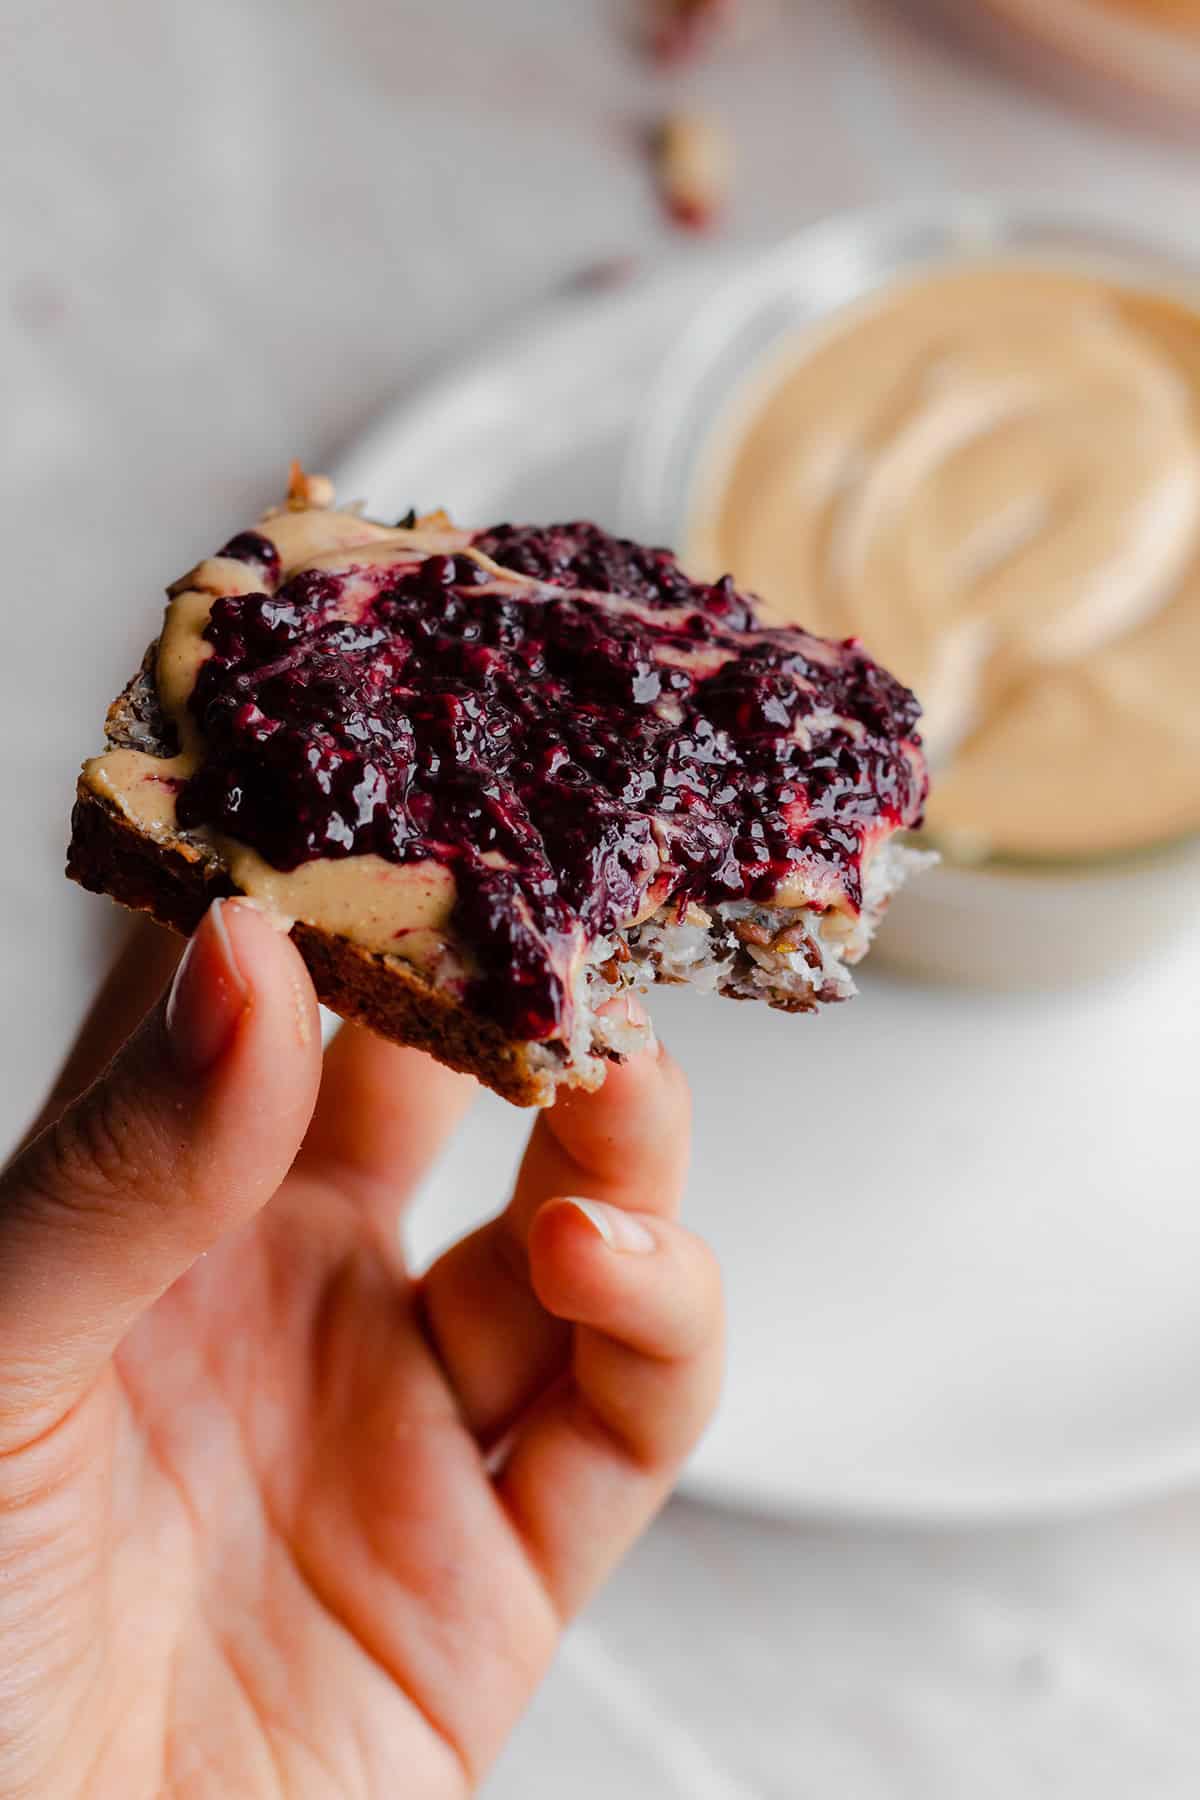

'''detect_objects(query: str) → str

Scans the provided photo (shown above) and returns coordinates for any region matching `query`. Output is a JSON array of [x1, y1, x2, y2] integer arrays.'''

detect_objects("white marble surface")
[[6, 0, 1200, 1793]]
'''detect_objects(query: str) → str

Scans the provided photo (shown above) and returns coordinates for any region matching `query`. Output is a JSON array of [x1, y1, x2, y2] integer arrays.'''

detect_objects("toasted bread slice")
[[69, 651, 572, 1104], [68, 481, 930, 1106]]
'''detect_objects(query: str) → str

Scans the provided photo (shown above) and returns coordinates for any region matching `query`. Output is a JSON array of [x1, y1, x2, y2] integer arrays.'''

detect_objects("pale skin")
[[0, 900, 722, 1797]]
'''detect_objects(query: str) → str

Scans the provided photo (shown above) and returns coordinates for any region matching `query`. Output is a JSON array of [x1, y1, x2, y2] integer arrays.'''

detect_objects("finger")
[[497, 1195, 724, 1618], [295, 1026, 475, 1247], [420, 1027, 691, 1444], [512, 1004, 689, 1238], [15, 916, 182, 1155], [0, 900, 322, 1424]]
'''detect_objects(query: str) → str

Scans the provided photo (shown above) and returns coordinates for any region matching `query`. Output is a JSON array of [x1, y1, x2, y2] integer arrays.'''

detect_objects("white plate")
[[333, 265, 1200, 1523]]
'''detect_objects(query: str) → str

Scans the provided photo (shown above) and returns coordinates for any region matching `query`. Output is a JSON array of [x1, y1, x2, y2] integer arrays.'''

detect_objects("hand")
[[0, 901, 721, 1797]]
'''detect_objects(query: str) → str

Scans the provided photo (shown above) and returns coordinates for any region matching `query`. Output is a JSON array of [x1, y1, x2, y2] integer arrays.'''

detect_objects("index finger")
[[419, 1031, 692, 1445], [13, 916, 182, 1159]]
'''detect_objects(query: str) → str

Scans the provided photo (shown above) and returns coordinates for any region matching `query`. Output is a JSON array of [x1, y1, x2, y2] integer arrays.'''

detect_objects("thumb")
[[0, 899, 322, 1419]]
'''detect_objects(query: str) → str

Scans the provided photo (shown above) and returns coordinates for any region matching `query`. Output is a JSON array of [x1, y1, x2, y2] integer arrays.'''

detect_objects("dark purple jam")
[[219, 530, 282, 585], [474, 522, 754, 621], [177, 524, 926, 1040]]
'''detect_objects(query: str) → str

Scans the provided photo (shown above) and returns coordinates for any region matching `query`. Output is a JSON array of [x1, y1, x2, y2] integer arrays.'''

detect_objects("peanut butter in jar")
[[689, 265, 1200, 862]]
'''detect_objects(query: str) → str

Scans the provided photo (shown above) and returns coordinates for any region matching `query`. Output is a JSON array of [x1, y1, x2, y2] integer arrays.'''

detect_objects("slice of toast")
[[68, 476, 930, 1106], [68, 648, 574, 1105]]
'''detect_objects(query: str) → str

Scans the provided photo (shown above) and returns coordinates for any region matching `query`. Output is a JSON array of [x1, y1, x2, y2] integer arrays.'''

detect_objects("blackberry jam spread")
[[171, 520, 926, 1041]]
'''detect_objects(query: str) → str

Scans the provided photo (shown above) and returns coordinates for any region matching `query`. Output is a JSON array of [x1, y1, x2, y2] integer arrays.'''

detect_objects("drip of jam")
[[178, 524, 926, 1040]]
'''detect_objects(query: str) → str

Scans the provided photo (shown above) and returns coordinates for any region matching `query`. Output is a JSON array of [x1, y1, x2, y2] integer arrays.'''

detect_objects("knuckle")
[[28, 1084, 158, 1233], [594, 1371, 713, 1474], [490, 1218, 532, 1292], [693, 1236, 724, 1323], [58, 1088, 138, 1197], [568, 1385, 657, 1473], [662, 1233, 723, 1361]]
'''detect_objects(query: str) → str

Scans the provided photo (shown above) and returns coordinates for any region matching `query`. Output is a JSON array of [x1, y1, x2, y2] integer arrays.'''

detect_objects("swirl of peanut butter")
[[691, 265, 1200, 858]]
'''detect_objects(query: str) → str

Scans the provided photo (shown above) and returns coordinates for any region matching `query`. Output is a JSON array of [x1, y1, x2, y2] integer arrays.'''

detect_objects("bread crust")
[[67, 657, 569, 1106]]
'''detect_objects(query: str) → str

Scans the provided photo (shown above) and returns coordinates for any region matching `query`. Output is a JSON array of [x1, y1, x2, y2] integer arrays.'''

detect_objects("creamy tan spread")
[[82, 467, 924, 1002], [84, 493, 478, 979], [691, 265, 1200, 859], [84, 493, 772, 978]]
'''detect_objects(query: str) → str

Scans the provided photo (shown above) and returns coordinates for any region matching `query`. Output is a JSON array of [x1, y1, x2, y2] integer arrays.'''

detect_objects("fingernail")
[[562, 1196, 656, 1254], [228, 893, 295, 934], [166, 898, 251, 1075], [598, 988, 657, 1050], [624, 992, 650, 1030]]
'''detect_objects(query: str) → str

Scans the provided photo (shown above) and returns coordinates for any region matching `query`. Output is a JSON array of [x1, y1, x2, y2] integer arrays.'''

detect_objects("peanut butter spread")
[[86, 491, 477, 980], [81, 480, 926, 1036], [690, 265, 1200, 859]]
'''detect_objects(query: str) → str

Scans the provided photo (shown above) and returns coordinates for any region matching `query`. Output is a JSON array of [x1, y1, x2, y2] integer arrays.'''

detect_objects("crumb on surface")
[[652, 111, 733, 232]]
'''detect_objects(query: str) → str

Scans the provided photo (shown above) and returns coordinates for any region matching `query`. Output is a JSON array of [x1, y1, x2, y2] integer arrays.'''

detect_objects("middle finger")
[[292, 1023, 477, 1254], [419, 1034, 691, 1445]]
